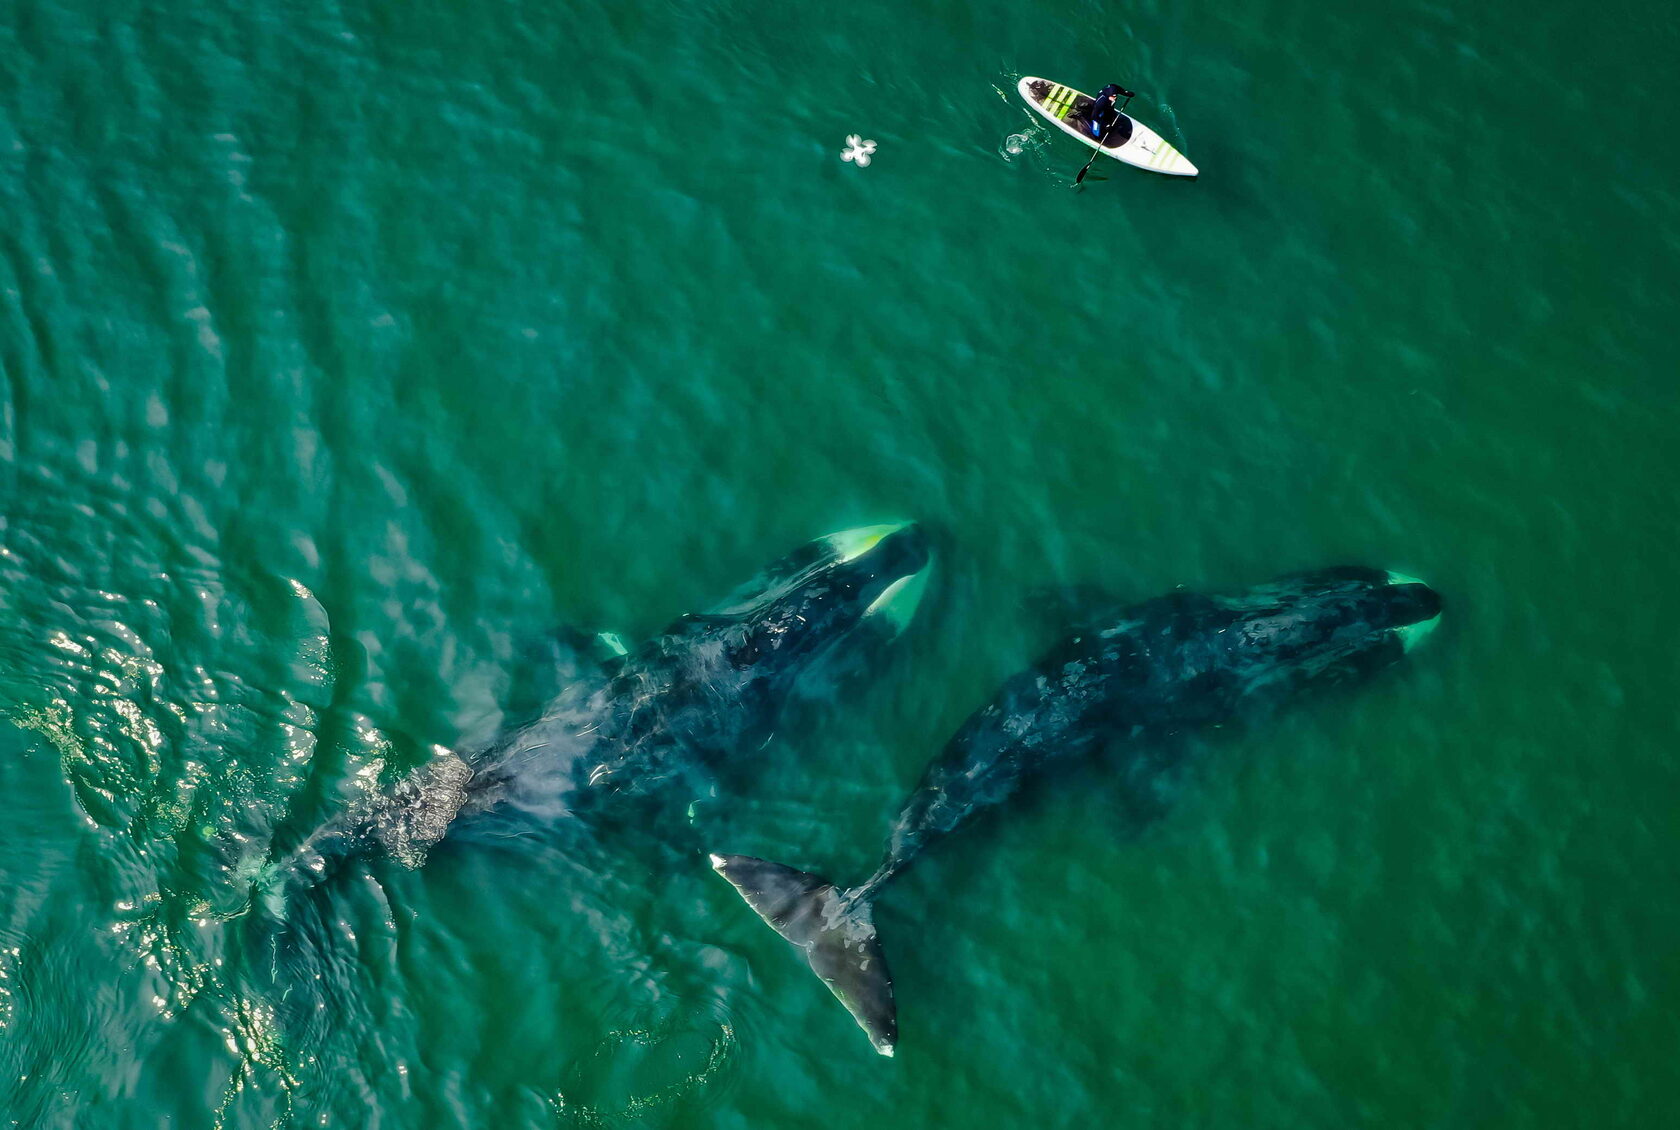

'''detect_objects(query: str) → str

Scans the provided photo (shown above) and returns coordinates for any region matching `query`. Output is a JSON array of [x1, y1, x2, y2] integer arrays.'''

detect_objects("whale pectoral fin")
[[592, 631, 629, 659], [709, 854, 898, 1057]]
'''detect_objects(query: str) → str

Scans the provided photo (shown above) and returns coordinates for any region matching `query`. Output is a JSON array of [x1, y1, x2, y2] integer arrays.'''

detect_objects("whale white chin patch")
[[823, 523, 907, 564], [1395, 617, 1439, 652], [863, 566, 931, 634], [1386, 571, 1440, 652]]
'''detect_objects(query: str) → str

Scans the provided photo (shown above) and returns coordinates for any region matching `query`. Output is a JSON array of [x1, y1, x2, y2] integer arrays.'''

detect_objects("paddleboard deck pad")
[[1018, 76, 1198, 177]]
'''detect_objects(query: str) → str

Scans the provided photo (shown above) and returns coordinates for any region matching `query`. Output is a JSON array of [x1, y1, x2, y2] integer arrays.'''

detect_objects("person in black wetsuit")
[[1085, 83, 1137, 143]]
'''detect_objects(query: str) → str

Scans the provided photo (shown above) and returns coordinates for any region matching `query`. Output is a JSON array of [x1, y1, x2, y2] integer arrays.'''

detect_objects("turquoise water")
[[2, 0, 1678, 1125]]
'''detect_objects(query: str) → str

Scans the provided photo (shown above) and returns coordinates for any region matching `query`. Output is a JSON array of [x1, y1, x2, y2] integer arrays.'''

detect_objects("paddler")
[[1084, 83, 1136, 142]]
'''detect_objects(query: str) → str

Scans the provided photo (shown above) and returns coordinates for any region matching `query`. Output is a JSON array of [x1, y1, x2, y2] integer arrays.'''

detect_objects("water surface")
[[1, 0, 1677, 1125]]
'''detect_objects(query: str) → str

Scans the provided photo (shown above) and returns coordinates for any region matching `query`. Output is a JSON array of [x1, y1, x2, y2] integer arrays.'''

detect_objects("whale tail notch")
[[708, 853, 897, 1057]]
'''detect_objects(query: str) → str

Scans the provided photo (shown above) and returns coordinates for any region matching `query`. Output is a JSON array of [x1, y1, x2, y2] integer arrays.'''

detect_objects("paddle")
[[1074, 88, 1136, 185]]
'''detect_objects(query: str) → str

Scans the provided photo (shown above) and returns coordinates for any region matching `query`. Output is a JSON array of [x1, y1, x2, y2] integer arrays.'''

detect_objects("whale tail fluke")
[[708, 853, 897, 1057]]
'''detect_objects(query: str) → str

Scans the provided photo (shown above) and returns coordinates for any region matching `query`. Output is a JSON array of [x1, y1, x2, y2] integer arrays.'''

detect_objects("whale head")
[[696, 521, 933, 688], [570, 525, 932, 799], [1220, 567, 1443, 693]]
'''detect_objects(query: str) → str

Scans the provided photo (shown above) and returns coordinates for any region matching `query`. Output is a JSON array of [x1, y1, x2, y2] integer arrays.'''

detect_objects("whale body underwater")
[[712, 567, 1444, 1056], [269, 523, 932, 883]]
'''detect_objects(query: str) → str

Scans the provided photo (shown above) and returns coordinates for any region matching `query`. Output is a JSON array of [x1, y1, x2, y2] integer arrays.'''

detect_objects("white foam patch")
[[841, 135, 878, 166]]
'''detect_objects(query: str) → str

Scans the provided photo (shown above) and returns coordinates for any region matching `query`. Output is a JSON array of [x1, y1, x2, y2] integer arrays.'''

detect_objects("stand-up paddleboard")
[[1017, 76, 1197, 177]]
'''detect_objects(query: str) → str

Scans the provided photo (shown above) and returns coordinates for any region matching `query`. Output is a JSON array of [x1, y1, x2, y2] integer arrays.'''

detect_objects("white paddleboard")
[[1017, 76, 1198, 178]]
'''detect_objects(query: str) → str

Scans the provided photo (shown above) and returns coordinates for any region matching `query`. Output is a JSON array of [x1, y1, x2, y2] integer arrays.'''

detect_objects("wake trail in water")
[[992, 74, 1083, 185]]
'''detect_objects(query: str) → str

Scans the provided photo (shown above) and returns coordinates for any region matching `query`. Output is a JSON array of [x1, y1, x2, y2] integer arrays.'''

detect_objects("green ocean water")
[[2, 0, 1678, 1125]]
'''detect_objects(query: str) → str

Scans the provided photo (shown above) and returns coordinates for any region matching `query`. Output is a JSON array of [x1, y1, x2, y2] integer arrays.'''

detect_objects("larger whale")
[[711, 566, 1443, 1056], [271, 523, 933, 882]]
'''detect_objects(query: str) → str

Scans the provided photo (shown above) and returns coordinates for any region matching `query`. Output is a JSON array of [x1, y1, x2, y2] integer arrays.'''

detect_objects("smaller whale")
[[711, 567, 1443, 1056]]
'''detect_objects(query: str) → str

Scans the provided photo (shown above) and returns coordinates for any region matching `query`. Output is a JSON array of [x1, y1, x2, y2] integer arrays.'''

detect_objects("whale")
[[271, 522, 933, 882], [710, 566, 1443, 1056]]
